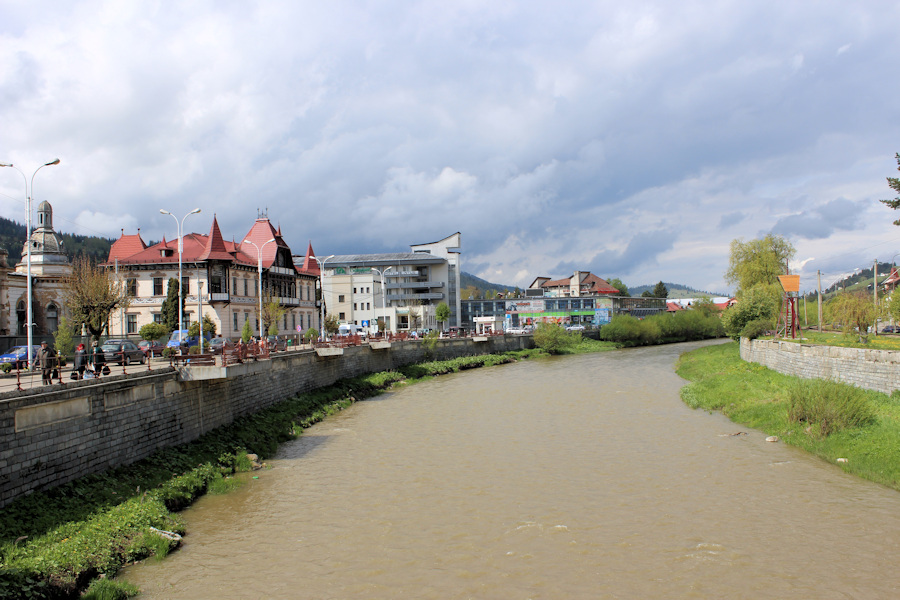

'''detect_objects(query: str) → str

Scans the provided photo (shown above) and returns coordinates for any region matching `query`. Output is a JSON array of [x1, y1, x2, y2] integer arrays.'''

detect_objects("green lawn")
[[676, 341, 900, 491]]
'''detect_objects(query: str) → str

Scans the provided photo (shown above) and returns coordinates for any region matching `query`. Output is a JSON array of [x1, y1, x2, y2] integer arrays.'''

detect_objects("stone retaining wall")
[[740, 337, 900, 395], [0, 336, 532, 507]]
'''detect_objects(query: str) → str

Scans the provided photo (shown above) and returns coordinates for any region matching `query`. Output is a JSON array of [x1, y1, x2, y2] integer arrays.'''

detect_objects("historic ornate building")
[[0, 201, 71, 338], [105, 215, 318, 340]]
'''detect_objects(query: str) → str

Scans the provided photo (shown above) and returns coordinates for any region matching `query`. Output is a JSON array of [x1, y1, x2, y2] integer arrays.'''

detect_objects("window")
[[46, 303, 58, 334], [292, 314, 296, 329], [233, 277, 238, 295], [353, 287, 357, 294], [245, 312, 250, 323], [366, 302, 370, 310], [126, 314, 137, 334], [182, 276, 190, 295], [244, 279, 248, 296], [126, 278, 137, 297], [153, 277, 163, 296], [153, 313, 163, 325], [283, 314, 288, 329], [339, 312, 345, 320], [338, 294, 345, 303], [233, 312, 238, 332], [353, 303, 357, 310]]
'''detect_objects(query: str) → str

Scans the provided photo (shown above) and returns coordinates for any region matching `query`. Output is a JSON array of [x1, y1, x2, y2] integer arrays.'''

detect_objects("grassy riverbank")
[[676, 341, 900, 491], [0, 348, 546, 599]]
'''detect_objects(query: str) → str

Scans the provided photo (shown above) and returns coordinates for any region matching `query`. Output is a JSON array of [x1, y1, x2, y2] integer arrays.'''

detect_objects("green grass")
[[677, 341, 900, 491]]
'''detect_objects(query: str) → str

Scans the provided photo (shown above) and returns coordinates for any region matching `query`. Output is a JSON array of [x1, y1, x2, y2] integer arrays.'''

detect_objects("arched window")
[[16, 300, 25, 335], [46, 303, 59, 335]]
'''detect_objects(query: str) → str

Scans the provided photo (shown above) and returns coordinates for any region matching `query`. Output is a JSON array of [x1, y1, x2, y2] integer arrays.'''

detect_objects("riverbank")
[[676, 341, 900, 491], [0, 348, 546, 599]]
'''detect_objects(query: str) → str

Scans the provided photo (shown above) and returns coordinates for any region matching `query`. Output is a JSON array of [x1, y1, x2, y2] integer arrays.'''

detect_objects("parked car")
[[101, 339, 146, 365], [0, 345, 42, 369], [566, 324, 586, 331], [209, 337, 232, 355], [266, 335, 287, 351], [138, 339, 166, 357], [882, 325, 899, 334]]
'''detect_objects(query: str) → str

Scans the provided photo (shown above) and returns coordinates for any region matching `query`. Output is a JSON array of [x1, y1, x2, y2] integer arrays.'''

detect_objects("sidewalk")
[[0, 358, 170, 394]]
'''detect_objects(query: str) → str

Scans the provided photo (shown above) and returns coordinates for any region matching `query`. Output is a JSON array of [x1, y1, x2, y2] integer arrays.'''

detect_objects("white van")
[[337, 323, 363, 336]]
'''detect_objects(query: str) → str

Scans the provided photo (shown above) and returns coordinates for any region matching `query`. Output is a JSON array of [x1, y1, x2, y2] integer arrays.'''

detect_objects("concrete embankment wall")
[[0, 336, 532, 508], [740, 337, 900, 395]]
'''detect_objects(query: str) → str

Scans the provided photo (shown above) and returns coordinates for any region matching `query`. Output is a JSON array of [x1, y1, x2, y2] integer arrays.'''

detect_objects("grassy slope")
[[676, 341, 900, 491]]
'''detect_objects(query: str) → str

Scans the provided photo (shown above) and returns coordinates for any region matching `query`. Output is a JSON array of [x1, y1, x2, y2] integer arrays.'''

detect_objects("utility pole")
[[874, 260, 879, 337], [817, 270, 823, 333]]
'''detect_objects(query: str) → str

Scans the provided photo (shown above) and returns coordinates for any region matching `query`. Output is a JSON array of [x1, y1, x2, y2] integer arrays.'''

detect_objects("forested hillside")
[[0, 216, 114, 264]]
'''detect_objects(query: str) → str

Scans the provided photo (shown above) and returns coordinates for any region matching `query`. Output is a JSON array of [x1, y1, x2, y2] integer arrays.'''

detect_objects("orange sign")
[[777, 275, 800, 293]]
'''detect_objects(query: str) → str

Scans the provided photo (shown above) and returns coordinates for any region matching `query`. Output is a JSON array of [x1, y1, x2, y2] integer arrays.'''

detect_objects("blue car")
[[0, 345, 42, 369]]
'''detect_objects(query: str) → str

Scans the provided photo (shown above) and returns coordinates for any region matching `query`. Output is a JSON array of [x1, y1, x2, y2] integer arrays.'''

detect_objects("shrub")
[[721, 284, 779, 340], [161, 348, 176, 359], [532, 323, 572, 354], [740, 318, 773, 340], [787, 379, 876, 436]]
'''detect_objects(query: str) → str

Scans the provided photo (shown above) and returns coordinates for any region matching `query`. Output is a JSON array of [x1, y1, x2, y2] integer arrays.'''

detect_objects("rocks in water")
[[765, 436, 779, 442], [149, 526, 183, 544]]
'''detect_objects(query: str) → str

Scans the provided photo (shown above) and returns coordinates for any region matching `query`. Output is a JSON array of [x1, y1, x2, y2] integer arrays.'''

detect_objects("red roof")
[[197, 216, 233, 261], [107, 233, 147, 263], [540, 272, 619, 295], [297, 241, 320, 276], [241, 219, 283, 268], [666, 302, 684, 312]]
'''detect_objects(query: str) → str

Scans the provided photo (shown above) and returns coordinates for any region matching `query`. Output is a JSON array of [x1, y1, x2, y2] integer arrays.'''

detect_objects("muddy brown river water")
[[122, 341, 900, 598]]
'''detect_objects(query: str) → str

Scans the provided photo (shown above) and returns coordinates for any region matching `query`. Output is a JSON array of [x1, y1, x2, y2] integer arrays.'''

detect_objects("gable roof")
[[107, 233, 147, 264]]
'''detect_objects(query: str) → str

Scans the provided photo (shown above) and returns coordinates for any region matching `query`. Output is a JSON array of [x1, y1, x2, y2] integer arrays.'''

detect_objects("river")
[[122, 341, 900, 598]]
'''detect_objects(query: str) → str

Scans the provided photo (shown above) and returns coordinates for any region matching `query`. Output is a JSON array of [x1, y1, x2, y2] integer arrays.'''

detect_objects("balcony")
[[278, 296, 300, 306], [387, 292, 445, 301], [209, 293, 230, 303], [385, 281, 444, 290], [268, 266, 295, 276]]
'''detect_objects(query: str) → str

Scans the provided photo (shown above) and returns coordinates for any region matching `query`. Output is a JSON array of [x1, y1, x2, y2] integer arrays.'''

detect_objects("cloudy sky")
[[2, 1, 899, 293]]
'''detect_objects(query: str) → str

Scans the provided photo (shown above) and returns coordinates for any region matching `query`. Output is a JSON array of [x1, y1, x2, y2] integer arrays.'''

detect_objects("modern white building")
[[312, 233, 462, 334]]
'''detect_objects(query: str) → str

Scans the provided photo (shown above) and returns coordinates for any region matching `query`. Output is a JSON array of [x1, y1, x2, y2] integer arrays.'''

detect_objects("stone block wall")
[[740, 338, 900, 395], [0, 336, 532, 507]]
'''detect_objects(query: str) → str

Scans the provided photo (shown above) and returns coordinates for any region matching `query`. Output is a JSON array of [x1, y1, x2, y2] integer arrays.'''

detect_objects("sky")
[[2, 1, 900, 294]]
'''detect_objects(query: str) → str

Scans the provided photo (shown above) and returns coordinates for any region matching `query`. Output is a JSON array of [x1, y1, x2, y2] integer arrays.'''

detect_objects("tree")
[[188, 313, 217, 340], [139, 322, 168, 344], [54, 316, 76, 360], [607, 278, 630, 296], [827, 291, 876, 341], [409, 307, 423, 330], [241, 319, 253, 343], [880, 153, 900, 225], [259, 292, 287, 336], [304, 327, 318, 342], [725, 234, 796, 295], [720, 284, 779, 340], [641, 290, 653, 297], [653, 281, 669, 299], [435, 302, 451, 331], [62, 255, 131, 340], [160, 278, 184, 331], [324, 314, 340, 336]]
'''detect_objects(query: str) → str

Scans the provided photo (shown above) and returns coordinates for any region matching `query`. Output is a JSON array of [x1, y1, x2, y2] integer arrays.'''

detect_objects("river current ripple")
[[123, 341, 900, 598]]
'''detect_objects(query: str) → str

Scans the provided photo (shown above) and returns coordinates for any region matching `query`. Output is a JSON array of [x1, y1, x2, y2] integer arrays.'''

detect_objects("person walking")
[[90, 340, 106, 376], [34, 341, 56, 386], [73, 343, 87, 379]]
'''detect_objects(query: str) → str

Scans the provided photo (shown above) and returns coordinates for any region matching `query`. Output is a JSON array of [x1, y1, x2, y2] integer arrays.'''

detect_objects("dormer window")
[[161, 248, 174, 257]]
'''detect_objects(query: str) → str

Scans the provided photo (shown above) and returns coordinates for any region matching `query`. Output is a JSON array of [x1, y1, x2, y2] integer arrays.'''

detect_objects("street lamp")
[[314, 255, 334, 341], [160, 208, 201, 346], [243, 237, 277, 339], [1, 159, 60, 367], [371, 266, 393, 336]]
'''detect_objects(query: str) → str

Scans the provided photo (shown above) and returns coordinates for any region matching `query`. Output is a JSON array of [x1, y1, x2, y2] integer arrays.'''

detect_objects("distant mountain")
[[0, 215, 114, 265], [460, 272, 517, 299], [629, 282, 728, 299]]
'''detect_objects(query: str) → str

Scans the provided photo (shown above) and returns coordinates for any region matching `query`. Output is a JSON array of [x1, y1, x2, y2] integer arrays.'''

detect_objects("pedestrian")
[[90, 340, 106, 376], [34, 340, 56, 386], [73, 343, 87, 379]]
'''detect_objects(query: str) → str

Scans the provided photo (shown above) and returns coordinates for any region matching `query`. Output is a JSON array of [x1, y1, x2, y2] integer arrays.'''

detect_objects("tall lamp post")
[[160, 208, 201, 344], [314, 255, 334, 341], [370, 267, 392, 336], [243, 237, 276, 339], [1, 159, 60, 367]]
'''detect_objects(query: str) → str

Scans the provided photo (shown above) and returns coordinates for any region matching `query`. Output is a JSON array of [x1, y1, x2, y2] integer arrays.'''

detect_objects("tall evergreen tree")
[[160, 278, 183, 331], [652, 281, 669, 299], [880, 153, 900, 225]]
